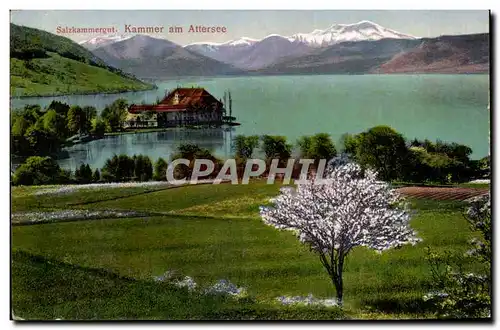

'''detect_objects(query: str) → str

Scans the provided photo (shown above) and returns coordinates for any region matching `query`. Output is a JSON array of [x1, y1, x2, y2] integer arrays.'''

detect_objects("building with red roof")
[[127, 88, 225, 128]]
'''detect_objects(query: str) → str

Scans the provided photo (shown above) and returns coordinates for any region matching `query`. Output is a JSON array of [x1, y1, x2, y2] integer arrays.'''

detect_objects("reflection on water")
[[11, 75, 490, 165], [58, 128, 233, 170]]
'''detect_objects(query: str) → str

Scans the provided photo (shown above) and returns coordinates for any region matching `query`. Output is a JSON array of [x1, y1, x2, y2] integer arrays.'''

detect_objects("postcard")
[[10, 9, 491, 321]]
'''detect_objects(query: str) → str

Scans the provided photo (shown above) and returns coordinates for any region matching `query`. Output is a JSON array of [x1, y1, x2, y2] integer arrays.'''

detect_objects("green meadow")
[[11, 181, 477, 320], [10, 53, 153, 97]]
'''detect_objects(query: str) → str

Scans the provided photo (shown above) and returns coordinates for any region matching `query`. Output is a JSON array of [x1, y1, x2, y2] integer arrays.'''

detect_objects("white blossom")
[[31, 179, 219, 196], [11, 209, 150, 224], [173, 276, 197, 291], [153, 270, 178, 282], [260, 157, 421, 304], [276, 293, 338, 307], [423, 291, 449, 301], [204, 279, 246, 297]]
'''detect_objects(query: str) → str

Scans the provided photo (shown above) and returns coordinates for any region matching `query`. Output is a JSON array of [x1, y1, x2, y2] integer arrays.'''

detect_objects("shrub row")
[[11, 126, 489, 186]]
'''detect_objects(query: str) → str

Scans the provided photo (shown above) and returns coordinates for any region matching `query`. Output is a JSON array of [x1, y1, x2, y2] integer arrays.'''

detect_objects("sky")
[[10, 10, 489, 46]]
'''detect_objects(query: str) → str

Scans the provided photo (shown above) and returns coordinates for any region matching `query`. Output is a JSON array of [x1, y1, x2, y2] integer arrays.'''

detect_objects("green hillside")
[[10, 23, 155, 97]]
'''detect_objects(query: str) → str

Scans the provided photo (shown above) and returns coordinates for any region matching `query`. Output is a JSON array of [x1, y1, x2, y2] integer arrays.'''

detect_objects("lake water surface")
[[11, 75, 490, 170]]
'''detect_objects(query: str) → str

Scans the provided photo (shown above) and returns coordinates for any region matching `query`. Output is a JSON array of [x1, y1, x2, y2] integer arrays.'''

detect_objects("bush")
[[90, 117, 108, 138], [153, 158, 168, 181], [23, 124, 61, 156], [133, 155, 153, 181], [171, 144, 219, 180], [340, 133, 361, 157], [67, 105, 91, 135], [406, 140, 474, 183], [261, 135, 292, 165], [92, 168, 101, 182], [297, 133, 336, 162], [74, 164, 93, 184], [424, 194, 491, 318], [13, 156, 65, 186], [101, 154, 135, 182], [233, 135, 260, 160], [355, 126, 409, 181], [101, 99, 128, 132]]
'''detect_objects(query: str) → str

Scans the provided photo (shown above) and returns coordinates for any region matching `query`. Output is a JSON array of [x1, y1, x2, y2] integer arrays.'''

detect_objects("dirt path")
[[397, 186, 489, 201]]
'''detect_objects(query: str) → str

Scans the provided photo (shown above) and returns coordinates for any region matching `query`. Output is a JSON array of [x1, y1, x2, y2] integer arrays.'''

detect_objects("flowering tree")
[[259, 158, 421, 305], [424, 194, 491, 318]]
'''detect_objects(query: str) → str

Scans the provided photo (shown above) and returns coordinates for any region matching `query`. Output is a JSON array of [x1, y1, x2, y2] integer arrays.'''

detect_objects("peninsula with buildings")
[[126, 87, 237, 129]]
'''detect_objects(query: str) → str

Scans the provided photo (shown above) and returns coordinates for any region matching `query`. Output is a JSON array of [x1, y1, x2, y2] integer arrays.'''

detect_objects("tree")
[[18, 104, 44, 125], [356, 126, 409, 181], [67, 105, 91, 135], [92, 168, 101, 182], [171, 144, 217, 161], [42, 109, 68, 139], [424, 194, 491, 318], [75, 164, 92, 184], [339, 133, 361, 157], [11, 116, 30, 137], [133, 155, 153, 181], [11, 116, 31, 155], [90, 117, 108, 138], [12, 156, 65, 186], [153, 158, 168, 181], [478, 156, 490, 178], [82, 106, 97, 122], [24, 124, 60, 155], [101, 99, 128, 131], [101, 154, 135, 182], [297, 133, 337, 161], [47, 100, 70, 117], [232, 135, 259, 160], [261, 135, 292, 165], [142, 156, 153, 181], [259, 157, 420, 305], [171, 144, 219, 180], [11, 105, 45, 155]]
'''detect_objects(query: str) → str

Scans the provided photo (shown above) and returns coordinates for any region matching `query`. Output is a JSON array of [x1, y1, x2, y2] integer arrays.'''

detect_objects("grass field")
[[11, 181, 478, 320], [10, 53, 154, 97]]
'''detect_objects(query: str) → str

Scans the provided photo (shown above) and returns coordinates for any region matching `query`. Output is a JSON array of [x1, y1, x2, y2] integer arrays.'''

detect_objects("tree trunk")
[[334, 254, 345, 306], [333, 276, 343, 306]]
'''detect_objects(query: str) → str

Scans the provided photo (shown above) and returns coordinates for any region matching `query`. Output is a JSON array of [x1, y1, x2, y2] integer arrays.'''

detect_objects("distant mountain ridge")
[[182, 21, 419, 70], [72, 21, 490, 77], [257, 38, 422, 74], [92, 35, 243, 78], [78, 35, 134, 50], [289, 20, 416, 47], [375, 33, 489, 74], [256, 33, 489, 75]]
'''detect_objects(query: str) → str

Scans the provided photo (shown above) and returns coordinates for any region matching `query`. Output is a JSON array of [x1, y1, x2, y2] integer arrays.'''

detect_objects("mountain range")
[[91, 35, 242, 78], [184, 20, 419, 70], [34, 21, 491, 81]]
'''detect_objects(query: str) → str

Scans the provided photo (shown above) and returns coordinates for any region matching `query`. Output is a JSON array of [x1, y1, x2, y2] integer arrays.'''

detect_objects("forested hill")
[[10, 24, 155, 97]]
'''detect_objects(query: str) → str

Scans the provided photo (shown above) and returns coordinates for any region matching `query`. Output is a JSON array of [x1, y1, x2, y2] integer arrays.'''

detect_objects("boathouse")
[[127, 88, 225, 128]]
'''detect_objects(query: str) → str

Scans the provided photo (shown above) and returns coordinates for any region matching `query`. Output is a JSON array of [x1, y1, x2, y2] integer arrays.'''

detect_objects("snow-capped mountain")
[[183, 21, 417, 69], [185, 35, 309, 70], [79, 35, 134, 50], [80, 20, 425, 72], [290, 20, 417, 47], [91, 34, 242, 78], [186, 37, 259, 54], [185, 20, 416, 50]]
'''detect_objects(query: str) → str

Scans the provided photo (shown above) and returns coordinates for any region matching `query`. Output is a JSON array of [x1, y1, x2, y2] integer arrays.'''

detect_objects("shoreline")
[[10, 72, 490, 101], [10, 84, 158, 100]]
